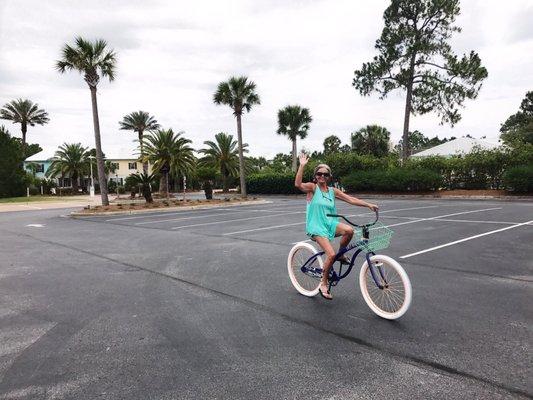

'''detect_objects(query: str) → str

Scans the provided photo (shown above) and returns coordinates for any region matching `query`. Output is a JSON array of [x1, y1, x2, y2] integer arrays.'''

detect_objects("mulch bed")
[[78, 197, 258, 214]]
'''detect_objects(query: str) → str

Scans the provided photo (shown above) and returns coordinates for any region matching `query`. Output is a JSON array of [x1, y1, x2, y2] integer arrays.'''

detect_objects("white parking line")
[[382, 215, 517, 225], [105, 207, 255, 222], [288, 206, 501, 244], [382, 207, 502, 229], [136, 209, 305, 225], [222, 205, 439, 237], [170, 211, 304, 230], [400, 220, 533, 259]]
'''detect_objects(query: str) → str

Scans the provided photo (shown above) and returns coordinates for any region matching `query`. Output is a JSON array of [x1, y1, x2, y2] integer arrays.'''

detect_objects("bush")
[[503, 165, 533, 192], [323, 153, 398, 178], [247, 173, 301, 194], [343, 169, 443, 192], [108, 179, 117, 193]]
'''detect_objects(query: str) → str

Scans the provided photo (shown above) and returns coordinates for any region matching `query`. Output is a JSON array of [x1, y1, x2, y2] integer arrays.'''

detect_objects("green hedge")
[[246, 146, 533, 194], [247, 173, 300, 194], [323, 153, 398, 178], [503, 165, 533, 192], [342, 169, 443, 192]]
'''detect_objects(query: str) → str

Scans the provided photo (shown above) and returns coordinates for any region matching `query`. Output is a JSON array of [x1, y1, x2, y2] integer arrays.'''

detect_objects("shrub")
[[343, 169, 442, 192], [247, 173, 301, 194], [503, 165, 533, 192], [323, 153, 398, 178]]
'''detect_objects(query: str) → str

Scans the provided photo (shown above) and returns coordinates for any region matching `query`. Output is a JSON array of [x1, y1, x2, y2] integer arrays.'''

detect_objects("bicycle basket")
[[355, 221, 393, 252]]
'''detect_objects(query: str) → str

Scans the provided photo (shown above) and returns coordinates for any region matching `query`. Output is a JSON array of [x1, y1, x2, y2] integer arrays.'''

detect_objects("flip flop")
[[318, 285, 333, 300]]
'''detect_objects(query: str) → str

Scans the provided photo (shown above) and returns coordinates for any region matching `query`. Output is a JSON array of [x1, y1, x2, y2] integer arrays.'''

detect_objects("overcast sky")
[[1, 0, 532, 159]]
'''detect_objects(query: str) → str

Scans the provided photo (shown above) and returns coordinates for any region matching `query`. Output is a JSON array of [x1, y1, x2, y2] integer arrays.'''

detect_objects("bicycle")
[[287, 210, 412, 320]]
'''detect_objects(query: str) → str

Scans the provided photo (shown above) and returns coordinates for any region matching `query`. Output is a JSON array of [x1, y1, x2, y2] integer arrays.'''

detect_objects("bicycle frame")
[[300, 240, 387, 291]]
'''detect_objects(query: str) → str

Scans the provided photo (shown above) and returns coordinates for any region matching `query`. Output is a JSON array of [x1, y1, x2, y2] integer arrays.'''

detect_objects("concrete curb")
[[69, 199, 272, 217], [255, 193, 533, 202], [348, 194, 533, 201]]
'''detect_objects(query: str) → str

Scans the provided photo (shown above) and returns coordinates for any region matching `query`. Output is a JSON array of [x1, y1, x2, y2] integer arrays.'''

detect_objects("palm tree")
[[0, 98, 49, 155], [351, 125, 391, 157], [119, 111, 160, 173], [199, 132, 247, 192], [277, 105, 312, 171], [128, 172, 156, 203], [46, 143, 90, 193], [213, 76, 260, 197], [142, 129, 195, 197], [56, 37, 117, 206]]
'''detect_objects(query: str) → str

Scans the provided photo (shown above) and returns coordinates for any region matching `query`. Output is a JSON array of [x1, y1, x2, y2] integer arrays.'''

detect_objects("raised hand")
[[298, 152, 309, 167]]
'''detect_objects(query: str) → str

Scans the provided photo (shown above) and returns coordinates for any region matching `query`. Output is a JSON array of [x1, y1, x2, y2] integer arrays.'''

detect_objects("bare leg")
[[335, 223, 354, 262], [314, 236, 336, 299]]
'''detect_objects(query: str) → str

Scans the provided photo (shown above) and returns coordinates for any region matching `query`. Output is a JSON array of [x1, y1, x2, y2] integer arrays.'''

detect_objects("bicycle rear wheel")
[[359, 254, 411, 320], [287, 242, 323, 297]]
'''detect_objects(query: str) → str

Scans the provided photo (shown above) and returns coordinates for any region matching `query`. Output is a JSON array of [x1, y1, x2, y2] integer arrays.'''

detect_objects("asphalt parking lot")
[[0, 196, 531, 399]]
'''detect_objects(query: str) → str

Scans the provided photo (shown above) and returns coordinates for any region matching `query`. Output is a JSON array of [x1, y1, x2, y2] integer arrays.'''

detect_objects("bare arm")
[[333, 188, 378, 211], [294, 153, 314, 193]]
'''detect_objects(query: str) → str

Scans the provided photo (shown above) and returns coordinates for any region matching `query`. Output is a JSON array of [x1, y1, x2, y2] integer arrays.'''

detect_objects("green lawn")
[[0, 195, 86, 204]]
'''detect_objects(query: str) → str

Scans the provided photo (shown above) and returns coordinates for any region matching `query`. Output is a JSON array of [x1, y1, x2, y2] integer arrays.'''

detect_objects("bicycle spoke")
[[364, 259, 407, 315]]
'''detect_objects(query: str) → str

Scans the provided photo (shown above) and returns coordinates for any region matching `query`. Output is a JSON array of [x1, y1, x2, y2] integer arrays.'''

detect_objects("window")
[[110, 162, 120, 171], [128, 162, 137, 170], [36, 164, 44, 173]]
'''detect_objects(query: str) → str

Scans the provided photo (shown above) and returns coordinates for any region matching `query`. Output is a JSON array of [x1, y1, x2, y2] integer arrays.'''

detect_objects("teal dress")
[[306, 186, 339, 240]]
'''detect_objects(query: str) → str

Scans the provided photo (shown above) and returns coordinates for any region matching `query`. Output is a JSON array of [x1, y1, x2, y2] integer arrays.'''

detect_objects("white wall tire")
[[359, 254, 412, 320], [287, 242, 323, 297]]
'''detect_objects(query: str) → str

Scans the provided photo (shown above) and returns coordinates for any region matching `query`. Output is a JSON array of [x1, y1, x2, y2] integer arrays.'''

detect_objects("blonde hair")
[[313, 164, 332, 176]]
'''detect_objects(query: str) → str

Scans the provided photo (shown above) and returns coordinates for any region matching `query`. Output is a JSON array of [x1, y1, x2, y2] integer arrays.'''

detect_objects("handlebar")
[[327, 209, 379, 228]]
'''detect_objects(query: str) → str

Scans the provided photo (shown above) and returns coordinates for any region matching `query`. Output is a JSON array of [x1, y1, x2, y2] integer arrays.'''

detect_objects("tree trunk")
[[159, 172, 168, 197], [291, 138, 297, 172], [139, 131, 148, 174], [222, 172, 229, 193], [236, 113, 247, 197], [401, 54, 417, 162], [89, 87, 109, 205], [72, 173, 79, 194], [21, 122, 27, 158]]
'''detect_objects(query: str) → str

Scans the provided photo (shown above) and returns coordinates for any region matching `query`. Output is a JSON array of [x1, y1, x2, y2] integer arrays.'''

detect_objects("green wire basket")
[[355, 221, 394, 252]]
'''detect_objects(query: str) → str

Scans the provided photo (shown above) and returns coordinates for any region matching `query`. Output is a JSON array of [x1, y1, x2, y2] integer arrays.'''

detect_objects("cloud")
[[1, 0, 532, 159]]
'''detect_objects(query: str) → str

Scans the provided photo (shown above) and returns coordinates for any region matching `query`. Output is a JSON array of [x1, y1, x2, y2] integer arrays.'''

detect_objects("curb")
[[348, 194, 533, 201], [254, 194, 533, 202], [69, 199, 272, 217]]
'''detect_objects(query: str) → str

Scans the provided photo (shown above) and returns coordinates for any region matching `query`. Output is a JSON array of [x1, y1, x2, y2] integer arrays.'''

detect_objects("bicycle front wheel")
[[359, 254, 412, 320], [287, 242, 323, 297]]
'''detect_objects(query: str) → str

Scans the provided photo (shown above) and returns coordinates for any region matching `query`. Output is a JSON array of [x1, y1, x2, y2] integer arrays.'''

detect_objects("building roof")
[[25, 151, 55, 162], [25, 148, 140, 162], [411, 137, 501, 158]]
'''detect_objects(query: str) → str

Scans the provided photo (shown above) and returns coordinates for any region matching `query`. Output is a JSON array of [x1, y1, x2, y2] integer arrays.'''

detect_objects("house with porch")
[[24, 150, 152, 190]]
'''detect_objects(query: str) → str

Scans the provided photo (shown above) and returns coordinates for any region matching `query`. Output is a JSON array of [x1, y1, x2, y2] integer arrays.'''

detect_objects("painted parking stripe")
[[288, 206, 501, 244], [105, 207, 262, 222], [400, 220, 533, 259], [382, 207, 502, 229], [170, 211, 304, 230], [135, 209, 306, 225], [382, 215, 517, 225], [222, 205, 439, 237]]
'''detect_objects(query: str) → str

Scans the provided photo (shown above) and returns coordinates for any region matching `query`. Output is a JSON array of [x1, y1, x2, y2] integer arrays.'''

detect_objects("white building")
[[24, 150, 151, 189], [411, 137, 501, 158]]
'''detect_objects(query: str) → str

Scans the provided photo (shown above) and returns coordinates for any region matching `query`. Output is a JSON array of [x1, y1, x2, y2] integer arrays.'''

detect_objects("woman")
[[294, 153, 378, 300]]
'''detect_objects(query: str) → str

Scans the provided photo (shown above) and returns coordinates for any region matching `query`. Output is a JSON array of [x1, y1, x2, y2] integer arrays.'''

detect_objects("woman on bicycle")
[[294, 153, 378, 300]]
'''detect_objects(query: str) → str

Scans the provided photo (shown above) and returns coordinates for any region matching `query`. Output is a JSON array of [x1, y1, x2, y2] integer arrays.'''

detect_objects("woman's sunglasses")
[[315, 172, 330, 178]]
